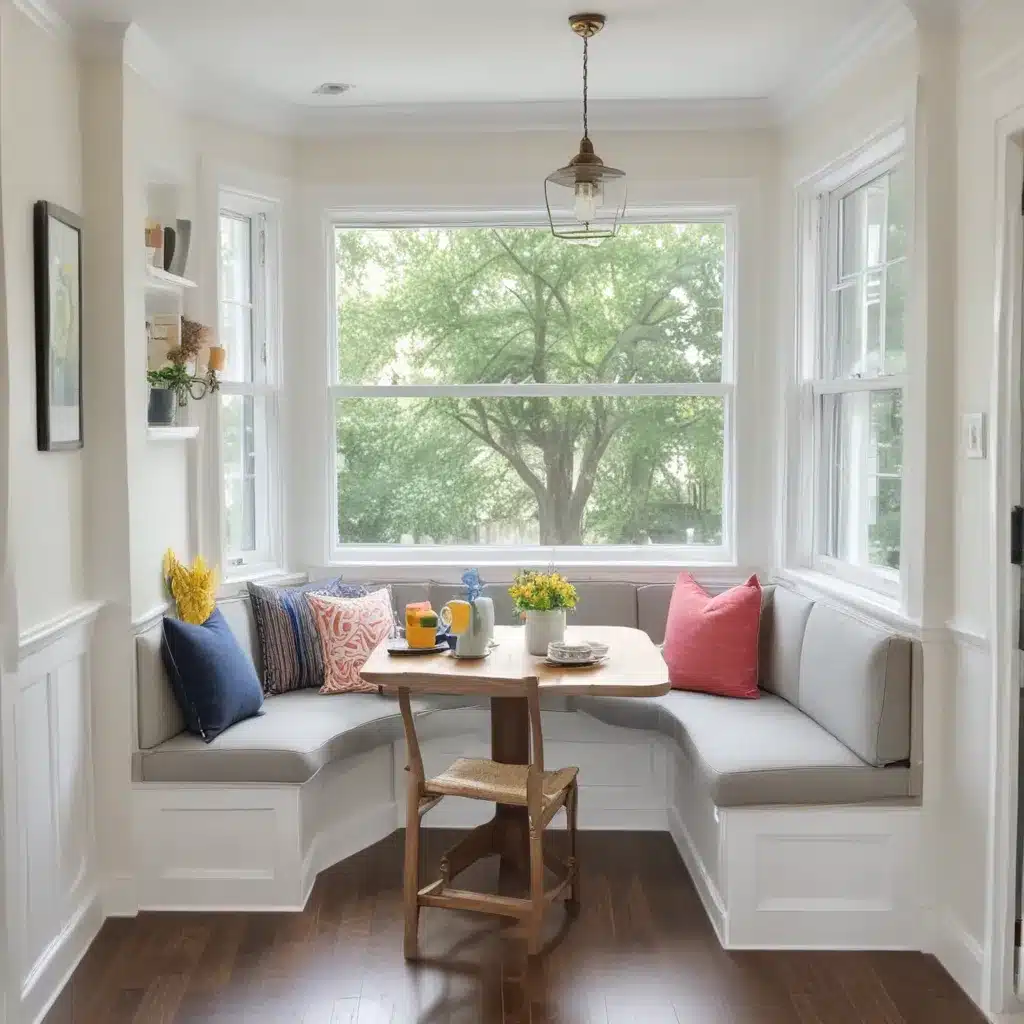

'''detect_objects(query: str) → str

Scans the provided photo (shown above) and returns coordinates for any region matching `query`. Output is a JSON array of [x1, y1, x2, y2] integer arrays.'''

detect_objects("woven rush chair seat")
[[426, 758, 578, 808]]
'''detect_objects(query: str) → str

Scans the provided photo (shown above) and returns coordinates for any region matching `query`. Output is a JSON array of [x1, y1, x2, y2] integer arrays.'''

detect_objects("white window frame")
[[793, 129, 908, 599], [326, 206, 738, 568], [216, 189, 282, 576]]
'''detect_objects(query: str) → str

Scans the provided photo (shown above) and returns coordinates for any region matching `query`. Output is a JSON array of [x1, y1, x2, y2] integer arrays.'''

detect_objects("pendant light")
[[545, 13, 627, 242]]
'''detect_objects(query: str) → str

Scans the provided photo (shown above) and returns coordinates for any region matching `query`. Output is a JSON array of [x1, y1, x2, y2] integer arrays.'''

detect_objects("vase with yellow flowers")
[[509, 570, 578, 656]]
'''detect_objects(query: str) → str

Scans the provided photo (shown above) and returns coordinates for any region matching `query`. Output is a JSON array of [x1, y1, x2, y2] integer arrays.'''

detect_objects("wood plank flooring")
[[44, 831, 985, 1023]]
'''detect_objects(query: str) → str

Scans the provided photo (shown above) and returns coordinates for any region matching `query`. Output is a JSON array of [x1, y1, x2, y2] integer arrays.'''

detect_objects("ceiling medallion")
[[545, 13, 627, 242]]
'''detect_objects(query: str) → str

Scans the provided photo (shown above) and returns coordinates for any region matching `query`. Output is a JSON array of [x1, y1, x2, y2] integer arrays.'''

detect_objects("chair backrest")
[[396, 676, 544, 788]]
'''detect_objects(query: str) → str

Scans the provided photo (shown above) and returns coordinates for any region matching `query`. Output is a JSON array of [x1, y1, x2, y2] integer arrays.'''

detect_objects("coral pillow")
[[306, 589, 396, 694], [662, 574, 761, 699]]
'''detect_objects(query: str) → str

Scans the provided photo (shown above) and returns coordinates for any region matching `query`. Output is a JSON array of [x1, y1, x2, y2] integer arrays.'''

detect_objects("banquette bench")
[[132, 580, 922, 949]]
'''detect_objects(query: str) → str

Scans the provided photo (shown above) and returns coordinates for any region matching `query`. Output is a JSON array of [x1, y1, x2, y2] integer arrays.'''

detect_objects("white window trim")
[[216, 189, 283, 577], [326, 205, 739, 568], [790, 127, 908, 601]]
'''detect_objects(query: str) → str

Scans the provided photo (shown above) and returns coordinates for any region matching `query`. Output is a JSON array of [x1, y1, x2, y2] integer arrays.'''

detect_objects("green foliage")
[[146, 364, 191, 390], [335, 225, 727, 546]]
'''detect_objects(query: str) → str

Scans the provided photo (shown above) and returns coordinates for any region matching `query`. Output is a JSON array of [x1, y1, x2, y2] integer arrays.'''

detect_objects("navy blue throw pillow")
[[161, 608, 264, 743]]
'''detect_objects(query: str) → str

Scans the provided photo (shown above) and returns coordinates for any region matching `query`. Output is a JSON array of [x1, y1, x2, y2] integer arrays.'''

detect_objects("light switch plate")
[[963, 412, 987, 459]]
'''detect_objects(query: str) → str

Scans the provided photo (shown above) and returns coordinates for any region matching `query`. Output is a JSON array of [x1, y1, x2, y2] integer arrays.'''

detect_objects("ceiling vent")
[[313, 83, 355, 96]]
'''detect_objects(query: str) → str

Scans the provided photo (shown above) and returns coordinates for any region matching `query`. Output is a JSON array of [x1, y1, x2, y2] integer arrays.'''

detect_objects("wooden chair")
[[397, 681, 580, 959]]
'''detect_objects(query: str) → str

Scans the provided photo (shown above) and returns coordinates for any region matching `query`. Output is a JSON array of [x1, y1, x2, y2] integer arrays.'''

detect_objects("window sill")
[[321, 559, 756, 587], [218, 568, 305, 598], [772, 567, 917, 634]]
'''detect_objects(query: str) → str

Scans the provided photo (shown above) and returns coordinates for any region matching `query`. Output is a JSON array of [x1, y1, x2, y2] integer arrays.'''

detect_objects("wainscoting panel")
[[5, 605, 101, 1024]]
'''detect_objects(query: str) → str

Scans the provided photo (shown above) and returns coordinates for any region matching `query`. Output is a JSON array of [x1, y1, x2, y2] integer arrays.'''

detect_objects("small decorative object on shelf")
[[145, 220, 163, 267], [167, 218, 192, 278], [163, 549, 217, 625], [146, 316, 222, 424], [509, 569, 579, 656]]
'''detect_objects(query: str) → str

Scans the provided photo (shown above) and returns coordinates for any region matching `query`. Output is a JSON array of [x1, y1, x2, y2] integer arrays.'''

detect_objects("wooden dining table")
[[361, 624, 671, 876]]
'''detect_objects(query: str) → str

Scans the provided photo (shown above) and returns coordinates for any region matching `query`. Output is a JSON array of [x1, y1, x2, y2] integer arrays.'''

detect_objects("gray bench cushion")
[[574, 691, 910, 807], [760, 586, 813, 704], [136, 692, 483, 784], [797, 604, 912, 767]]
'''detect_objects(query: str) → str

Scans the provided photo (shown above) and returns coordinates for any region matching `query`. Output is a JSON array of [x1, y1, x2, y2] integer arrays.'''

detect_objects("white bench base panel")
[[130, 712, 921, 952]]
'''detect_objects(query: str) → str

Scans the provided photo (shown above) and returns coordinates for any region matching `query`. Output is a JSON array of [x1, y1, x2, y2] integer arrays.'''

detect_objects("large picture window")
[[809, 155, 908, 591], [330, 218, 733, 559]]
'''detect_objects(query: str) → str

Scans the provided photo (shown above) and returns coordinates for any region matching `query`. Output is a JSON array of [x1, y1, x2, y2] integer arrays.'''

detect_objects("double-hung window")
[[806, 153, 909, 593], [329, 216, 735, 563], [217, 191, 280, 572]]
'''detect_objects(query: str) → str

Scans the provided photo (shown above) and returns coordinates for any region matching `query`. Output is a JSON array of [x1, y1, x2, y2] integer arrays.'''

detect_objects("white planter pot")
[[524, 608, 566, 656]]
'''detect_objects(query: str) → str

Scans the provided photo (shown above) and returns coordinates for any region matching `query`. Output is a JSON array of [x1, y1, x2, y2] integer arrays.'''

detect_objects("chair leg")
[[403, 779, 422, 960], [528, 816, 545, 957], [566, 779, 580, 915]]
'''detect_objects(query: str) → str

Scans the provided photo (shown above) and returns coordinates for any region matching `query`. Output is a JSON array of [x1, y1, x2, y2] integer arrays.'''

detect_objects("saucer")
[[543, 655, 608, 669]]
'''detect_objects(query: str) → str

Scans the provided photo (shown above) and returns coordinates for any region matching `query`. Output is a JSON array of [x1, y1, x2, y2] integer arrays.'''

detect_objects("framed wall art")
[[34, 200, 83, 451]]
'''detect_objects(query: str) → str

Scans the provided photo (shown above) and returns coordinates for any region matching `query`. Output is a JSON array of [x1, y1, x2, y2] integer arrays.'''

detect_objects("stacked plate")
[[544, 640, 609, 668]]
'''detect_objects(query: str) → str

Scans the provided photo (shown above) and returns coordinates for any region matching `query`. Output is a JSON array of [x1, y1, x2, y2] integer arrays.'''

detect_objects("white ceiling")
[[48, 0, 907, 129]]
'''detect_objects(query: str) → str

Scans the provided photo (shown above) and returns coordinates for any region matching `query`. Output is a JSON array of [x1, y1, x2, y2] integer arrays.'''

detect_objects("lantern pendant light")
[[545, 13, 627, 242]]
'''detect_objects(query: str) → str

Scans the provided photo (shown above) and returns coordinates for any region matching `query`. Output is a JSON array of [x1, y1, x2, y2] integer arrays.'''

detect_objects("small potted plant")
[[509, 570, 578, 656], [146, 364, 191, 426]]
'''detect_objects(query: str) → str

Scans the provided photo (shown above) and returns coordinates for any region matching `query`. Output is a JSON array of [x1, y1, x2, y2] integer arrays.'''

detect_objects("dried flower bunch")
[[167, 317, 211, 367]]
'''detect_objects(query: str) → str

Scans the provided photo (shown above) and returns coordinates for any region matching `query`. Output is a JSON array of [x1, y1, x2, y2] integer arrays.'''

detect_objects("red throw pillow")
[[662, 574, 761, 699]]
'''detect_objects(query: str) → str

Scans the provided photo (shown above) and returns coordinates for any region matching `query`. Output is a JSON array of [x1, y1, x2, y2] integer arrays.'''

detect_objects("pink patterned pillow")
[[306, 589, 395, 694]]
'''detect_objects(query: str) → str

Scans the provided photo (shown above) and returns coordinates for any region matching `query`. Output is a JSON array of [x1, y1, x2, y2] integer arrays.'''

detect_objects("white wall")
[[950, 0, 1024, 1009], [2, 5, 86, 634], [0, 8, 103, 1023]]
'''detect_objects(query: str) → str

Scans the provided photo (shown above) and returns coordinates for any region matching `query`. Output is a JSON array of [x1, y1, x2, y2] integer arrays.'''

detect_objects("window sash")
[[328, 213, 737, 561], [217, 192, 280, 571], [798, 148, 907, 596]]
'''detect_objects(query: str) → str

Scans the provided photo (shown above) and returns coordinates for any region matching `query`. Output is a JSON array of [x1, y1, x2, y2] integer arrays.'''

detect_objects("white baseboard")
[[23, 889, 104, 1024], [935, 910, 985, 1009], [101, 873, 139, 917]]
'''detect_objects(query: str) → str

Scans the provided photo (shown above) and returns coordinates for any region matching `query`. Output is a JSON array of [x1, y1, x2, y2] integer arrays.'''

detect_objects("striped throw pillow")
[[247, 578, 373, 695]]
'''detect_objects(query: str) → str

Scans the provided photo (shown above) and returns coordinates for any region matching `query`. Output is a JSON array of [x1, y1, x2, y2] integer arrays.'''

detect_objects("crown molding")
[[10, 0, 72, 40], [771, 2, 917, 124]]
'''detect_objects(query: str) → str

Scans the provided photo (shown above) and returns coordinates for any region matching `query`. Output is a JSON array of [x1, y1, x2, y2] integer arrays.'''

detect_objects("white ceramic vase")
[[524, 608, 566, 656]]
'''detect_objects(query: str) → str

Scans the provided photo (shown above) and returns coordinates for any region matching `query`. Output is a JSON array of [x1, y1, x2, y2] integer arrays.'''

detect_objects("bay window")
[[329, 217, 735, 562]]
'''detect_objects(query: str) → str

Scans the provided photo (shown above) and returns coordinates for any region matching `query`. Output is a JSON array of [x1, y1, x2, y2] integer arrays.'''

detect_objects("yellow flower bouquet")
[[508, 570, 578, 613]]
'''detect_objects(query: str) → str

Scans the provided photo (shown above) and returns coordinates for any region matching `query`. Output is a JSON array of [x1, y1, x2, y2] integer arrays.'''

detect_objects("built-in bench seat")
[[130, 577, 923, 948], [576, 691, 910, 806]]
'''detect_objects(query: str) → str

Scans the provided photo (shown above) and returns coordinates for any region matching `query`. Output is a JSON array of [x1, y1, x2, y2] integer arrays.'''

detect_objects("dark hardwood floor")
[[45, 831, 984, 1023]]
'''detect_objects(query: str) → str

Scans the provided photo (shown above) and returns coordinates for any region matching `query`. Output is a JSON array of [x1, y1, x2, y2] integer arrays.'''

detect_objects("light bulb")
[[573, 181, 602, 224]]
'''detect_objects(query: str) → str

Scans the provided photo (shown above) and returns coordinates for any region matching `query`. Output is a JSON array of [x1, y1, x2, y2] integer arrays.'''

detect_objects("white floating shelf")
[[145, 265, 197, 294], [147, 425, 200, 442]]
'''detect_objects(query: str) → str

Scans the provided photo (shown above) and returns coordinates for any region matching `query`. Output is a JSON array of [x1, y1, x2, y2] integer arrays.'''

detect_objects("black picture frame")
[[34, 200, 83, 451]]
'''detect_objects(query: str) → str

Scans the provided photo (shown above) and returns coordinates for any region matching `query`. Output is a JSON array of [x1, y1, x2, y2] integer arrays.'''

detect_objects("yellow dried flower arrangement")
[[163, 549, 217, 625]]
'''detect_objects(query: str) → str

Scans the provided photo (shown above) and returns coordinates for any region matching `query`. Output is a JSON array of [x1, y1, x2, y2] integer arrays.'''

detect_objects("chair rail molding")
[[18, 600, 104, 661]]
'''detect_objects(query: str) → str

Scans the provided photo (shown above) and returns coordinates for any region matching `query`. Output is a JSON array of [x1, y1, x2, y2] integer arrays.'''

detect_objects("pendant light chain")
[[582, 33, 589, 140]]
